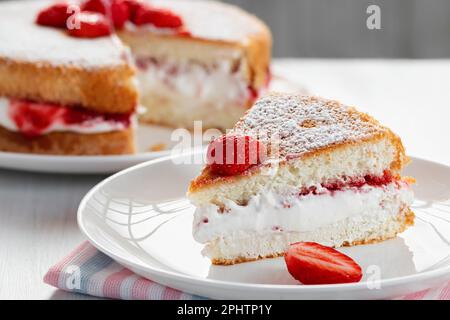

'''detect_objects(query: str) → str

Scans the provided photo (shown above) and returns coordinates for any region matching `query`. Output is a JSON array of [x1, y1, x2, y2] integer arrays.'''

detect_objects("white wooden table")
[[0, 59, 449, 299]]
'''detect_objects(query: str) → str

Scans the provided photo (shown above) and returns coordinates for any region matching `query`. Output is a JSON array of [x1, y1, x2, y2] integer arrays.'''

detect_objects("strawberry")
[[206, 134, 266, 176], [81, 0, 130, 29], [247, 86, 259, 102], [176, 27, 191, 37], [365, 170, 393, 186], [110, 0, 130, 28], [36, 2, 72, 28], [284, 242, 363, 285], [8, 100, 64, 138], [133, 4, 183, 28], [123, 0, 142, 21], [80, 0, 107, 14], [67, 12, 112, 38]]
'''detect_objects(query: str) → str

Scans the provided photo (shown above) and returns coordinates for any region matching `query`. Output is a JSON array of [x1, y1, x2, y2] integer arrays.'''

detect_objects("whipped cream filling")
[[136, 57, 250, 109], [0, 97, 135, 135], [125, 21, 181, 36], [192, 182, 414, 243]]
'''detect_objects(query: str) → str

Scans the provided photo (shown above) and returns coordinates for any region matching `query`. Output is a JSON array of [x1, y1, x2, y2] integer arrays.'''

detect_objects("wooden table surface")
[[0, 59, 449, 299]]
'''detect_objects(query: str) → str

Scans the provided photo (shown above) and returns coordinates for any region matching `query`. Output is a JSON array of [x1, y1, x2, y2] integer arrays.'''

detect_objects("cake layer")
[[134, 53, 258, 129], [0, 126, 135, 155], [188, 94, 408, 205], [0, 97, 134, 137], [0, 0, 138, 114], [206, 208, 414, 265], [193, 180, 414, 243], [139, 93, 252, 130], [135, 56, 251, 108], [190, 137, 402, 206]]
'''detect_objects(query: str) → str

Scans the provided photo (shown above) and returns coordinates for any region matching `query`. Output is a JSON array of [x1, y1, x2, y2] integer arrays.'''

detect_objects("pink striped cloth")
[[44, 241, 450, 300]]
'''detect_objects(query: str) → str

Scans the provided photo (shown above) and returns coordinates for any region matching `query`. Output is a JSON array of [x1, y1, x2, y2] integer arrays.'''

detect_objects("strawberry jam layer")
[[1, 98, 132, 138], [298, 170, 396, 197]]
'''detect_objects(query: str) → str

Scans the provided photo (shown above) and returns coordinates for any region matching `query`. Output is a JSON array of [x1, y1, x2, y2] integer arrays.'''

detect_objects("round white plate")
[[0, 124, 174, 174], [78, 154, 450, 299], [0, 75, 305, 174]]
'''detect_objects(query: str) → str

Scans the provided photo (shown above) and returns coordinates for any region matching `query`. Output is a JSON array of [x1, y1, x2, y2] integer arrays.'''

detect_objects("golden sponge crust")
[[0, 57, 138, 114], [189, 94, 408, 194], [0, 126, 135, 155]]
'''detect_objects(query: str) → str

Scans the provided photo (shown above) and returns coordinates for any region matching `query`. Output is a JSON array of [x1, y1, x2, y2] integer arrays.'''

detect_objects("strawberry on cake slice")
[[187, 93, 415, 265]]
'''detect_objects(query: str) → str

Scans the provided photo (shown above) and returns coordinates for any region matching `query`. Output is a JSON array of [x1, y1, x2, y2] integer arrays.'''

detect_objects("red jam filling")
[[298, 170, 395, 196], [8, 99, 131, 138], [247, 69, 271, 103], [247, 86, 259, 102]]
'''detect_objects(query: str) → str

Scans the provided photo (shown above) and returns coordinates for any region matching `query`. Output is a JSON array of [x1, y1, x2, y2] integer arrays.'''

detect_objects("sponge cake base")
[[207, 208, 414, 265], [0, 126, 135, 155]]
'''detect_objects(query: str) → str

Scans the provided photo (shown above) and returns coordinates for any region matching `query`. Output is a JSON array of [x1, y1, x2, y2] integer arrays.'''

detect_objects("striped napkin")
[[44, 241, 450, 300]]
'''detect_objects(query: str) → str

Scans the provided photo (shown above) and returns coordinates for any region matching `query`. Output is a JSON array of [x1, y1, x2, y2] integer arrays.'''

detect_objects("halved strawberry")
[[133, 4, 183, 28], [206, 134, 266, 176], [81, 0, 130, 28], [36, 2, 71, 28], [284, 242, 363, 285], [110, 0, 130, 28], [67, 12, 112, 38], [80, 0, 107, 14], [123, 0, 142, 21], [8, 100, 64, 138]]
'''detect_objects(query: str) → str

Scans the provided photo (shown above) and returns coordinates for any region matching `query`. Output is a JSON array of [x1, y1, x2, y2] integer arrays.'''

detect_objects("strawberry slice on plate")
[[285, 242, 363, 285]]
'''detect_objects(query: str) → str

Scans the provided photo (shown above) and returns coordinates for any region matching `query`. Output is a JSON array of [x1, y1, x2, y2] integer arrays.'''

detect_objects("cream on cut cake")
[[188, 93, 415, 265], [119, 0, 272, 129]]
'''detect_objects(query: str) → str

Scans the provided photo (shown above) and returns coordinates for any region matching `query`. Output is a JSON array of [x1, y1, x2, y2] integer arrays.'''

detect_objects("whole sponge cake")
[[188, 93, 414, 265]]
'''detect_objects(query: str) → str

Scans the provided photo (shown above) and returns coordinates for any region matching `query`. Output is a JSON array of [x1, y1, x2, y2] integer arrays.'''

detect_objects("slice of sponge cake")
[[188, 93, 414, 265]]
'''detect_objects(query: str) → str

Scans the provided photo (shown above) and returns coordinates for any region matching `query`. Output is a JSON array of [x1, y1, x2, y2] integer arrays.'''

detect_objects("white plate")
[[0, 124, 175, 174], [78, 154, 450, 299], [0, 75, 305, 174]]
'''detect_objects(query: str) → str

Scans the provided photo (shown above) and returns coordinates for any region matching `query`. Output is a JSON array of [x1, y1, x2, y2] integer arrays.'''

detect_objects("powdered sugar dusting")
[[234, 93, 387, 159], [0, 0, 265, 68], [150, 0, 267, 42], [0, 0, 128, 68]]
